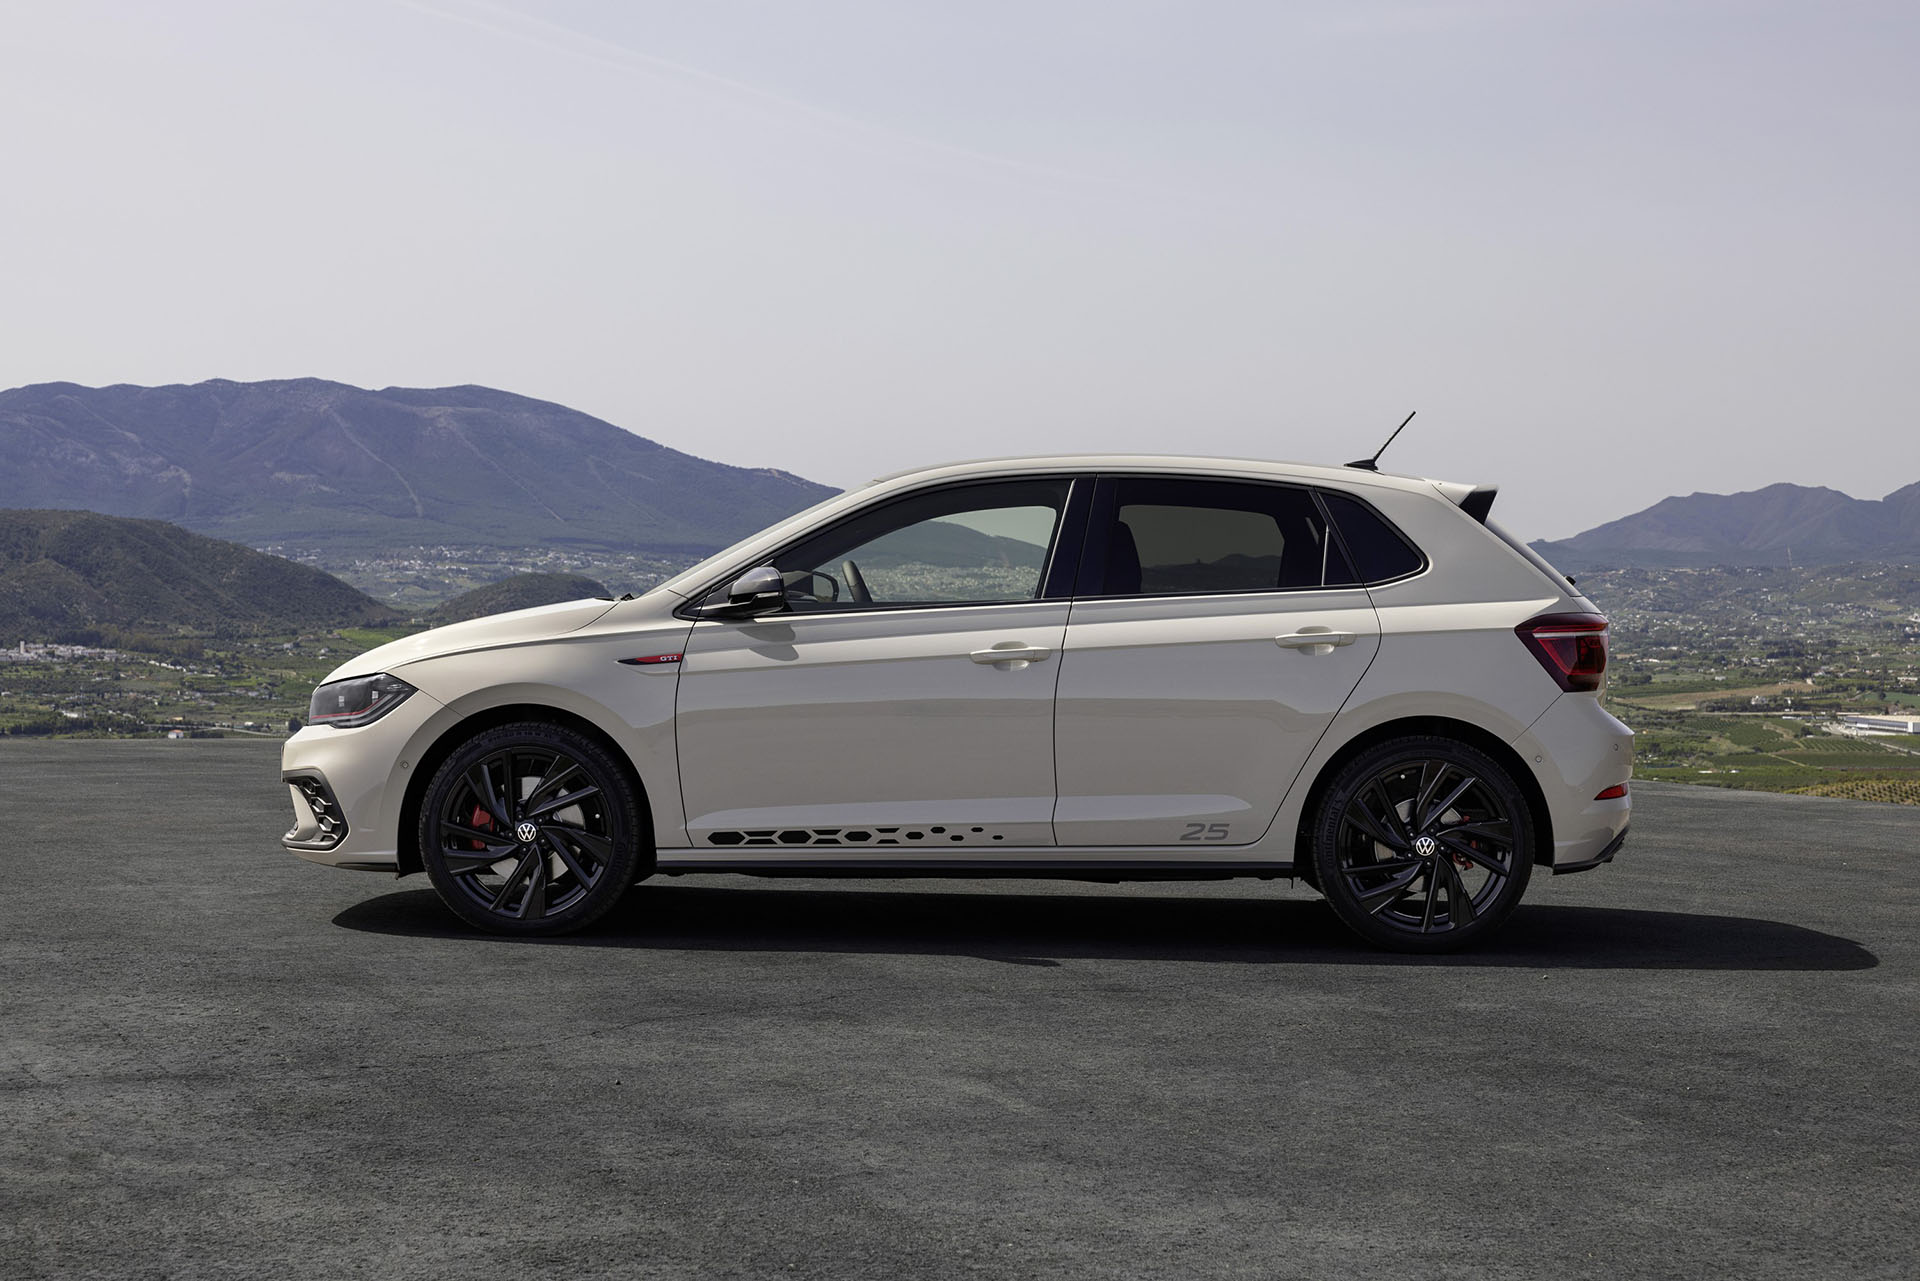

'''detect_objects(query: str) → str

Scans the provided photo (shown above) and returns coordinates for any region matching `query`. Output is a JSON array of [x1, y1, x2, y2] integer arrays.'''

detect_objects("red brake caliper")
[[469, 804, 492, 851], [1450, 812, 1475, 868]]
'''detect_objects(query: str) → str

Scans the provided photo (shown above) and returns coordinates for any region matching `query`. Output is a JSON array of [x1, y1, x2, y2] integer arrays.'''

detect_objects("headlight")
[[308, 673, 416, 729]]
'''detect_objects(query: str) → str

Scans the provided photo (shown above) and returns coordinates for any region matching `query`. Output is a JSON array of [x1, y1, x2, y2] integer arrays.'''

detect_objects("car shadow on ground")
[[332, 881, 1876, 971]]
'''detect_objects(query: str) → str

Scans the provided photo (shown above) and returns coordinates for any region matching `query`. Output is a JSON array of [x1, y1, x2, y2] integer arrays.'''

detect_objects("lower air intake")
[[284, 774, 349, 850]]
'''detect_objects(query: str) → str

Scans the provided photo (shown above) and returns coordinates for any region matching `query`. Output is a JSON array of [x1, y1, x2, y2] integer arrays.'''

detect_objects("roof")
[[653, 453, 1479, 601], [862, 453, 1456, 496]]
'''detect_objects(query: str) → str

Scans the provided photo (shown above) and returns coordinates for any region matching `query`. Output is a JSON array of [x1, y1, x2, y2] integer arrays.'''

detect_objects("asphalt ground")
[[1, 739, 1914, 1280]]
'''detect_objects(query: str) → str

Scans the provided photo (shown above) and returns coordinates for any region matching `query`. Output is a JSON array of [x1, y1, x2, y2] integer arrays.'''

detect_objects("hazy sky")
[[3, 1, 1915, 540]]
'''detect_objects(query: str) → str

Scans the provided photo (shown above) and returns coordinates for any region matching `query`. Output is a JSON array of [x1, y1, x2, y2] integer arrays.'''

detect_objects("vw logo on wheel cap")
[[514, 821, 540, 844], [1413, 835, 1439, 858]]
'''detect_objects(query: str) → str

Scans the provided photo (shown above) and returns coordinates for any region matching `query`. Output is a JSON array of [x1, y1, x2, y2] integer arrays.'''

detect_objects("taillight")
[[1516, 612, 1608, 692]]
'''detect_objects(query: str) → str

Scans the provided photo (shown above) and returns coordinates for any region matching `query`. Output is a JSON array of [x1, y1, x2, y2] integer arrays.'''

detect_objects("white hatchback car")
[[282, 455, 1631, 952]]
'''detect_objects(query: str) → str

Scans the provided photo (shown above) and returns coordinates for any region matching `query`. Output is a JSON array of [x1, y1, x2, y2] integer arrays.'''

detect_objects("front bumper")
[[279, 685, 446, 871]]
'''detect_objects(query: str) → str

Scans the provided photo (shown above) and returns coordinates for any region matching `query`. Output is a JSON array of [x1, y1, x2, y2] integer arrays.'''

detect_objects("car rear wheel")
[[419, 721, 644, 935], [1311, 736, 1534, 953]]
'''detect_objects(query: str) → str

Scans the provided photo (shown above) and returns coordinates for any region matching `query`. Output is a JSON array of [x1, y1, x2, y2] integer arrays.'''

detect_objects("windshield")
[[650, 486, 858, 598]]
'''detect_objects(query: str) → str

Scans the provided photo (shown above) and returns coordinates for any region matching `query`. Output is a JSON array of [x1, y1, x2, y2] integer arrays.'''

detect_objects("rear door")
[[1052, 475, 1380, 847]]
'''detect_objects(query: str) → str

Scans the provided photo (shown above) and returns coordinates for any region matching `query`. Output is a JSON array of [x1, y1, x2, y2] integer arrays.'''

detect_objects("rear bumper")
[[1552, 823, 1628, 876], [1510, 693, 1633, 870]]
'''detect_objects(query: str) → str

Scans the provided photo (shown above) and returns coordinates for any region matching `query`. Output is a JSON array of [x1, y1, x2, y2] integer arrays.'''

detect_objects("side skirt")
[[651, 849, 1302, 882]]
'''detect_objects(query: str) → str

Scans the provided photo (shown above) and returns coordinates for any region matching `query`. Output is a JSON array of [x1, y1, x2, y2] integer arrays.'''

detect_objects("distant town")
[[1587, 563, 1920, 803], [260, 543, 695, 612]]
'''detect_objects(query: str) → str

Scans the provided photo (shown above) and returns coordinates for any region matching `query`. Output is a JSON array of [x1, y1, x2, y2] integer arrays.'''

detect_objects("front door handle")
[[1275, 629, 1357, 653], [970, 642, 1053, 669]]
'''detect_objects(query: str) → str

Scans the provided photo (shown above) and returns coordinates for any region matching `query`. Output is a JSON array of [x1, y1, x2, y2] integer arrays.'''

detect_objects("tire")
[[1310, 736, 1535, 953], [418, 721, 645, 936]]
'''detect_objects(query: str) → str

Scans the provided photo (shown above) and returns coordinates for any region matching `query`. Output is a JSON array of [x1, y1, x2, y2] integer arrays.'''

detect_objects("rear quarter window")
[[1317, 490, 1426, 584]]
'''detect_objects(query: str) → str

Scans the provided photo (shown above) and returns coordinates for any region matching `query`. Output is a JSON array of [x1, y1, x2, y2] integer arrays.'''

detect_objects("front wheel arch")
[[396, 704, 653, 879], [1292, 715, 1553, 878]]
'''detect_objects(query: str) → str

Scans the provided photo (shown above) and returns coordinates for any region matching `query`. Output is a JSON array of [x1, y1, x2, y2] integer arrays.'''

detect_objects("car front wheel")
[[1310, 736, 1535, 953], [419, 721, 644, 935]]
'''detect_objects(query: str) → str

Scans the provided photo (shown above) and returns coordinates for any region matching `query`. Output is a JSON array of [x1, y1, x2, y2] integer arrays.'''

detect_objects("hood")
[[321, 597, 622, 682]]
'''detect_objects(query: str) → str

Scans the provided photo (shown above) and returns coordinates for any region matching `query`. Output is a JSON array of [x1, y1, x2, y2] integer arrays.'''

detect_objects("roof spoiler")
[[1430, 480, 1498, 524]]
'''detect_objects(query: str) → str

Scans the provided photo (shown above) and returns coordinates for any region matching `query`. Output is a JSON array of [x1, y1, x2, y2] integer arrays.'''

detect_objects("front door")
[[1053, 475, 1380, 847], [675, 476, 1086, 852]]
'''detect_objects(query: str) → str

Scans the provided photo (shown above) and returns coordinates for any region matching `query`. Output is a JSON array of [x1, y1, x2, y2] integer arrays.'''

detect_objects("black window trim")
[[1072, 473, 1424, 602], [674, 473, 1095, 622]]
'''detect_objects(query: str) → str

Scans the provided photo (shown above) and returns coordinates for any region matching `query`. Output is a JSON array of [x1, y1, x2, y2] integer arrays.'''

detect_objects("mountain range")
[[0, 379, 835, 556], [1531, 482, 1920, 571], [4, 379, 1915, 575]]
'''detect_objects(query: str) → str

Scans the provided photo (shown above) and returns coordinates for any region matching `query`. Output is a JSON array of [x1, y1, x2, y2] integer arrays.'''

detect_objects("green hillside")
[[0, 509, 399, 641]]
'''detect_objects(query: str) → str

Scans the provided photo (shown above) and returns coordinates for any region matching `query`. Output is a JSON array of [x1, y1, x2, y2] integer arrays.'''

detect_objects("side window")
[[1090, 477, 1358, 596], [1318, 490, 1425, 584], [771, 479, 1070, 609]]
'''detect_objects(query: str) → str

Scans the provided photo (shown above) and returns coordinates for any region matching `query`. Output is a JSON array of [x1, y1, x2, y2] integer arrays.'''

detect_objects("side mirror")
[[699, 565, 787, 617]]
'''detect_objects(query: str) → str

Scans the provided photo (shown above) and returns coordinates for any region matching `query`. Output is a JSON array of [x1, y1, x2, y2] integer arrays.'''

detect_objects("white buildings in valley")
[[1841, 715, 1920, 735]]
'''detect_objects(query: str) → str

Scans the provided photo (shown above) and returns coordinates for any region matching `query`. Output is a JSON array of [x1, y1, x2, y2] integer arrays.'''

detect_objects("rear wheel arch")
[[396, 703, 653, 878], [1292, 715, 1554, 876]]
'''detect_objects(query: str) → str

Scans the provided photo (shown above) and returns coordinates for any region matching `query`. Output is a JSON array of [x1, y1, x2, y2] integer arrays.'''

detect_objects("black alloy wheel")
[[1311, 736, 1534, 953], [419, 722, 644, 935]]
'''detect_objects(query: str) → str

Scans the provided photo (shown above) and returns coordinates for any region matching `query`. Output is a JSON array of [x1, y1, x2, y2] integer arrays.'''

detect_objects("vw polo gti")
[[282, 455, 1631, 952]]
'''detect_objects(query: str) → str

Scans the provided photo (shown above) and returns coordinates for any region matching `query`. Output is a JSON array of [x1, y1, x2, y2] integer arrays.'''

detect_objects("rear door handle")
[[970, 642, 1053, 668], [1275, 629, 1357, 652]]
